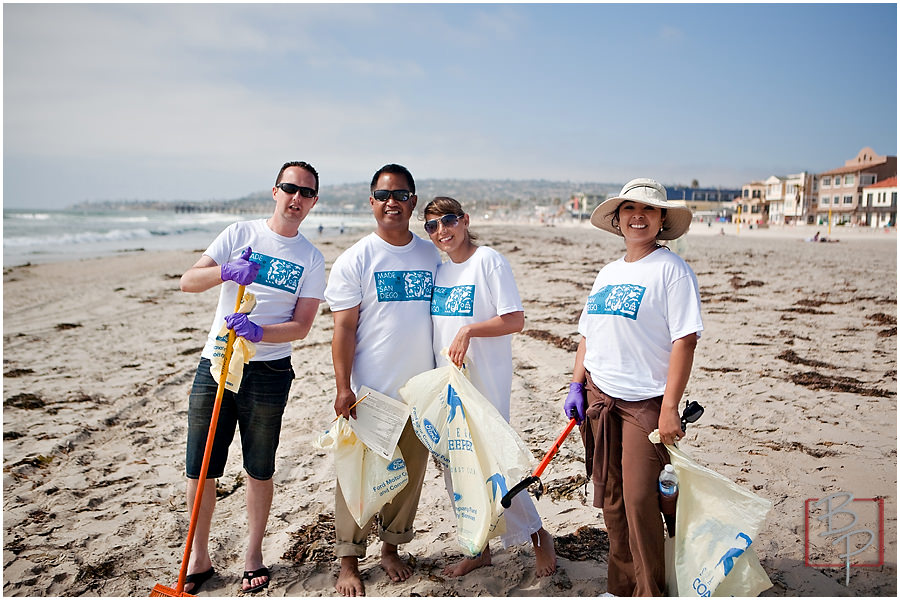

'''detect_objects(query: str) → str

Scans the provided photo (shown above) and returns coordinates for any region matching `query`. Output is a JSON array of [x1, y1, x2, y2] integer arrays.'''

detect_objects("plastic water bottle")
[[658, 464, 678, 515], [659, 464, 678, 495]]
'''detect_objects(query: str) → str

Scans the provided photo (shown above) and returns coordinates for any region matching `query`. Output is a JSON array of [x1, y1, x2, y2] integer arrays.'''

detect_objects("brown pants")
[[584, 373, 669, 597], [334, 420, 429, 557]]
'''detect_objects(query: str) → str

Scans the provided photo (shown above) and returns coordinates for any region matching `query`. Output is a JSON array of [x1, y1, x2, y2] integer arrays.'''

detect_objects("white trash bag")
[[399, 360, 534, 556], [210, 292, 257, 392], [315, 417, 409, 528], [649, 430, 773, 597]]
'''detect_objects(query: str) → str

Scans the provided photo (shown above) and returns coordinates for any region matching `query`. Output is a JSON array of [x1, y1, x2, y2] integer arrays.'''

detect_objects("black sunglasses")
[[424, 214, 464, 234], [372, 189, 412, 202], [276, 182, 317, 198]]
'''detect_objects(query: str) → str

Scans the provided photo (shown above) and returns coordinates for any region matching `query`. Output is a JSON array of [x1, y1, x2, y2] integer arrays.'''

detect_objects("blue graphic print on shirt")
[[250, 252, 304, 293], [431, 285, 475, 316], [586, 284, 646, 320], [374, 270, 434, 302]]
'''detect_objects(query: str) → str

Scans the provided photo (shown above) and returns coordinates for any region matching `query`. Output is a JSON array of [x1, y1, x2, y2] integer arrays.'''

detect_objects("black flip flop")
[[184, 567, 215, 594], [241, 567, 270, 593]]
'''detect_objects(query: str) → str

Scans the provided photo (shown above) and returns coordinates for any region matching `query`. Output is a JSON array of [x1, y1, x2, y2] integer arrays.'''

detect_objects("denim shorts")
[[186, 356, 295, 480]]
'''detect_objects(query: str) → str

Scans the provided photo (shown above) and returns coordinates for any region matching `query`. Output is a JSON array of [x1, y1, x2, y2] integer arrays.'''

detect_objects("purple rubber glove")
[[564, 382, 586, 424], [225, 313, 263, 343], [220, 247, 260, 286]]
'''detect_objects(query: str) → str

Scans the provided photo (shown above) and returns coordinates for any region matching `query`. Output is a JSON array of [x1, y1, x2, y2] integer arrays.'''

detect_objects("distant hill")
[[319, 179, 624, 213], [69, 179, 624, 215]]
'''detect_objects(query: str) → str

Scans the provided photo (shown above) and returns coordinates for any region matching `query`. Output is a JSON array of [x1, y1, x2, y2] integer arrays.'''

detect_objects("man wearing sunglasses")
[[325, 164, 441, 596], [179, 161, 326, 594]]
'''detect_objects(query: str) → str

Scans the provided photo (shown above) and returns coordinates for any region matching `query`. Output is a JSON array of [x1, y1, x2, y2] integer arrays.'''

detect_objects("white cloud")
[[468, 6, 529, 43], [305, 54, 426, 79], [659, 25, 685, 43], [2, 6, 345, 164], [3, 3, 894, 206], [4, 3, 444, 174]]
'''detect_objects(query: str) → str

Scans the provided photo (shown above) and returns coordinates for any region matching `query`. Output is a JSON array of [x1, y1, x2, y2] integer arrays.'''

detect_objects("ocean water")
[[2, 208, 369, 267]]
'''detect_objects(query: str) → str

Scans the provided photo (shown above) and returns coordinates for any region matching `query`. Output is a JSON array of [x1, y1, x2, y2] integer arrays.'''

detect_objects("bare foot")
[[336, 556, 365, 597], [533, 528, 557, 577], [380, 544, 413, 582], [442, 544, 492, 577]]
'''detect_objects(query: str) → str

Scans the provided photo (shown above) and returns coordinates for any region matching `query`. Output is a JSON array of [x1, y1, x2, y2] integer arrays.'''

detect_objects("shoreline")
[[3, 219, 895, 271], [3, 222, 896, 597]]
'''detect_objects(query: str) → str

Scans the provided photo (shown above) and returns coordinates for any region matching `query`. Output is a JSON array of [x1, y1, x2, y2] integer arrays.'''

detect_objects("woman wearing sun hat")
[[564, 178, 703, 596]]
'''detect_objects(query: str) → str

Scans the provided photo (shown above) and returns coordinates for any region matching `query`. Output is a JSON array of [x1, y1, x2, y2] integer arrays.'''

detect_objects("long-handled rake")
[[151, 285, 246, 597]]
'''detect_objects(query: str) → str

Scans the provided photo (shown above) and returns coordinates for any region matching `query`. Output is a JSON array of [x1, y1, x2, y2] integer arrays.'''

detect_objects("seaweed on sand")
[[555, 526, 610, 561], [282, 513, 335, 564], [521, 329, 579, 352]]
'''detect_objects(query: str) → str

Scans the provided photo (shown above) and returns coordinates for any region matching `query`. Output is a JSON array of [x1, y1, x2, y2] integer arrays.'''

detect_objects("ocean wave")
[[2, 225, 213, 247], [148, 225, 208, 237], [6, 212, 52, 220], [3, 210, 371, 266], [3, 228, 153, 248], [110, 215, 152, 223]]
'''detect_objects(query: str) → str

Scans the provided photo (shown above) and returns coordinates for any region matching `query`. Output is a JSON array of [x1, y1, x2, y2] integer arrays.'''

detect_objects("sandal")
[[184, 567, 215, 594], [241, 567, 270, 593]]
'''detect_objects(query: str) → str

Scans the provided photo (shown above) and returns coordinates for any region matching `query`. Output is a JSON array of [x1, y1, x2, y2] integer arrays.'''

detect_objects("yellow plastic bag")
[[398, 360, 534, 556], [315, 417, 409, 528], [650, 431, 773, 597], [210, 292, 257, 392]]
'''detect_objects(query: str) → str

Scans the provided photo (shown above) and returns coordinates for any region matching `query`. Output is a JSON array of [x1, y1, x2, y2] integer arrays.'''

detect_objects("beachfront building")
[[782, 172, 816, 225], [741, 173, 817, 226], [816, 147, 897, 226], [861, 176, 897, 228], [737, 181, 767, 225], [569, 192, 606, 220], [666, 185, 741, 224], [764, 176, 787, 225]]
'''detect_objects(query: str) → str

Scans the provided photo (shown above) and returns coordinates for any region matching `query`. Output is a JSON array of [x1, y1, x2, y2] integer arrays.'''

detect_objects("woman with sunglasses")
[[423, 196, 557, 579], [566, 178, 702, 596]]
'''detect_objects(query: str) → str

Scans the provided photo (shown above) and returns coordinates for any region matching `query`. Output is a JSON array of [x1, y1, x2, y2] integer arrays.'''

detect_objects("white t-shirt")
[[432, 246, 541, 544], [578, 247, 703, 401], [431, 246, 523, 420], [201, 219, 326, 362], [324, 232, 441, 399]]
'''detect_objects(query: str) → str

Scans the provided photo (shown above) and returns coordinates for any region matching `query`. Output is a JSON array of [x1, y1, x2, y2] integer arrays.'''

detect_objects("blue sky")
[[3, 2, 897, 209]]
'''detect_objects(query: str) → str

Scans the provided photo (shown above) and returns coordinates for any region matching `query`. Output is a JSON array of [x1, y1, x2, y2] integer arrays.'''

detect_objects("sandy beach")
[[3, 221, 896, 597]]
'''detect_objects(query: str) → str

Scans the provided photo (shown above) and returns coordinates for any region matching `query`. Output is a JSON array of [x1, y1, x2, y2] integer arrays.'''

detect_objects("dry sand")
[[2, 222, 896, 597]]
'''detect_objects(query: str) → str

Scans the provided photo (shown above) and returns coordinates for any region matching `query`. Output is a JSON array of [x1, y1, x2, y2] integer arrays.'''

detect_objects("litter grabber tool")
[[662, 401, 705, 537], [680, 400, 704, 433], [501, 417, 577, 508], [151, 285, 247, 597], [500, 401, 705, 510]]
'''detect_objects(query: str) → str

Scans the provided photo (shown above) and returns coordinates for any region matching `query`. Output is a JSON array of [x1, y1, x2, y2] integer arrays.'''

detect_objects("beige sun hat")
[[590, 178, 693, 240]]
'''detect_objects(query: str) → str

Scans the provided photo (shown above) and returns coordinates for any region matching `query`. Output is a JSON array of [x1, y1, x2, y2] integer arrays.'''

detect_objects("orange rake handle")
[[174, 285, 245, 595]]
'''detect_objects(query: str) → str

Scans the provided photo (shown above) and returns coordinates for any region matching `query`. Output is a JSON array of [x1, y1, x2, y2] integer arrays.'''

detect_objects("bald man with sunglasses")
[[179, 161, 326, 594], [325, 163, 441, 596]]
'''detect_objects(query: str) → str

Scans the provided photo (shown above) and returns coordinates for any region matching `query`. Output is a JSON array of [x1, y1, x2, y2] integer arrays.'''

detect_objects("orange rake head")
[[150, 583, 195, 597]]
